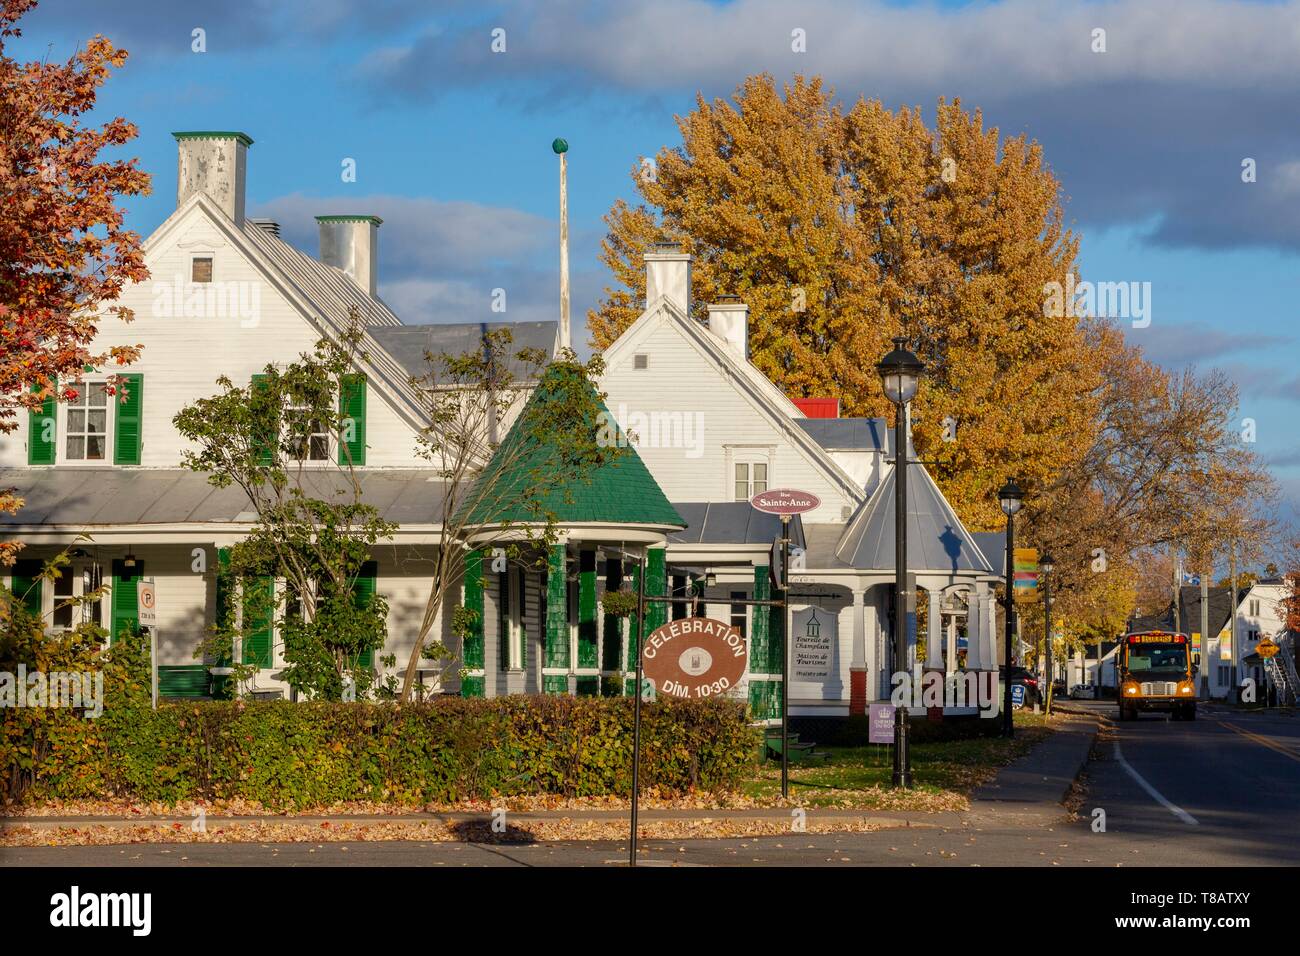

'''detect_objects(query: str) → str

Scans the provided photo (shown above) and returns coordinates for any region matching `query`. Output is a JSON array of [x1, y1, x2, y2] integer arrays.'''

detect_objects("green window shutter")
[[251, 374, 275, 466], [338, 374, 367, 465], [353, 560, 378, 668], [462, 550, 484, 677], [645, 548, 667, 632], [577, 549, 598, 669], [242, 575, 274, 668], [110, 559, 144, 643], [28, 385, 56, 465], [544, 544, 568, 671], [113, 373, 143, 464], [11, 558, 44, 621]]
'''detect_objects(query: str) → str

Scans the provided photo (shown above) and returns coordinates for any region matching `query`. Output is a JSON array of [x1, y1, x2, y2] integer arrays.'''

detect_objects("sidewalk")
[[968, 712, 1098, 820]]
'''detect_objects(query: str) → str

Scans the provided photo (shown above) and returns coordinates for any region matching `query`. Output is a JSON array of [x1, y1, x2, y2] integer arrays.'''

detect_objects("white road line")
[[1113, 742, 1199, 826]]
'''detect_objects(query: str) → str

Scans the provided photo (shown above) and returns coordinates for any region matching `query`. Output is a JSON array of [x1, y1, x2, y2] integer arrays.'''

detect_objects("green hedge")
[[19, 696, 755, 810], [2, 615, 756, 809]]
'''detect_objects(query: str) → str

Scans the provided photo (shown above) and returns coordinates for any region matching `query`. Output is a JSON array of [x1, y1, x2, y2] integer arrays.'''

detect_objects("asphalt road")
[[4, 703, 1297, 867]]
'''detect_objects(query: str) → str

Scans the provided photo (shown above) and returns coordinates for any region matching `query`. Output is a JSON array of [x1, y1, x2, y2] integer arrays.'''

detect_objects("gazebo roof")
[[835, 460, 993, 575], [457, 365, 685, 530]]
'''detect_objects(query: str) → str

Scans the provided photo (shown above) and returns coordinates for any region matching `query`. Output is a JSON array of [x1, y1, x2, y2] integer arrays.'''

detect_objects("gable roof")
[[458, 365, 684, 530], [140, 193, 429, 433], [243, 222, 403, 329], [370, 321, 559, 380], [797, 417, 889, 452], [1131, 585, 1250, 635], [834, 460, 994, 574], [600, 296, 865, 505]]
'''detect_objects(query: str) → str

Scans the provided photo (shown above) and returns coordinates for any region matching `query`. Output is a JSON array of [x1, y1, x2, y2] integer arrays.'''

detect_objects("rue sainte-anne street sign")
[[642, 617, 748, 698], [749, 488, 821, 516]]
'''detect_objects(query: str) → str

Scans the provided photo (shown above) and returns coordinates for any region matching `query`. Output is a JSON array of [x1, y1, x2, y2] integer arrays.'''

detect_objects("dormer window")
[[191, 256, 213, 283]]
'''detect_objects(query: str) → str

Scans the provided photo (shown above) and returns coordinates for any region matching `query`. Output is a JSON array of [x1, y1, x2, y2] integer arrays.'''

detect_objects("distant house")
[[1130, 580, 1289, 699]]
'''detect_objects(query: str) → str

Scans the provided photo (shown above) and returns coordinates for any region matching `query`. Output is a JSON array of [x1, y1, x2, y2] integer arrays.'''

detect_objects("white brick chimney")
[[316, 215, 382, 297], [707, 296, 749, 360], [174, 131, 252, 226], [644, 243, 691, 315]]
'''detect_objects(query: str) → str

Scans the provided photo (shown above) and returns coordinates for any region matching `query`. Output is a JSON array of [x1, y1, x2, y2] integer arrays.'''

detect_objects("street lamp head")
[[1040, 553, 1055, 574], [997, 478, 1024, 517], [876, 336, 924, 406]]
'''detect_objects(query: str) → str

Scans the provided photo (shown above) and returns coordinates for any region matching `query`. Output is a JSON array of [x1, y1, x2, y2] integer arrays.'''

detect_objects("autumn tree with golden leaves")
[[592, 73, 1276, 643], [590, 74, 1097, 532]]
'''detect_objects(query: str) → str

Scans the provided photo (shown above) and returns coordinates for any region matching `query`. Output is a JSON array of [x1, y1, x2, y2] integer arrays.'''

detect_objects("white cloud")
[[363, 0, 1300, 97]]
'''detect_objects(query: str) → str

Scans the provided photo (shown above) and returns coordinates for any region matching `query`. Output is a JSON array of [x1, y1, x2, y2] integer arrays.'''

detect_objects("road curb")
[[0, 807, 962, 831]]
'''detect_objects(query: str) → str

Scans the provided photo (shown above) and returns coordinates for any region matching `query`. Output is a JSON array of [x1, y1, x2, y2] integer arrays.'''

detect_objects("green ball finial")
[[551, 138, 569, 155]]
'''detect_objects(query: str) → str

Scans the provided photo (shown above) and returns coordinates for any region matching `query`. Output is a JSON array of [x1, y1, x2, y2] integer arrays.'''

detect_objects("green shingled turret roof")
[[456, 364, 684, 530]]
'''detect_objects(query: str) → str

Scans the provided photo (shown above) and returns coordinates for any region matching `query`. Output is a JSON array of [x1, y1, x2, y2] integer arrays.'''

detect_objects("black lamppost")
[[878, 336, 924, 788], [1040, 553, 1055, 716], [998, 479, 1024, 737]]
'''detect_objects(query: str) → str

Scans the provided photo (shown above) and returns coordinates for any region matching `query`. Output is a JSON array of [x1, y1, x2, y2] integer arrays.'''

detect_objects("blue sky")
[[13, 0, 1300, 543]]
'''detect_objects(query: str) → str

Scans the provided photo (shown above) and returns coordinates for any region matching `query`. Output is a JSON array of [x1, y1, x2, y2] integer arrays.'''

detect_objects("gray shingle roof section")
[[369, 322, 559, 380], [668, 502, 806, 549], [796, 417, 888, 451], [1130, 585, 1247, 635], [835, 463, 994, 574], [0, 469, 448, 526], [971, 532, 1007, 577]]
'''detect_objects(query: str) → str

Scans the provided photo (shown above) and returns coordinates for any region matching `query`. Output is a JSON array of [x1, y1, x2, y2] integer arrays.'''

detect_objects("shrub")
[[9, 685, 757, 810]]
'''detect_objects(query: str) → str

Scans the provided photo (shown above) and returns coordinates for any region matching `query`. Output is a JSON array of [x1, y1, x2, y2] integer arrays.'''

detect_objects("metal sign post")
[[780, 513, 790, 800], [630, 552, 646, 868]]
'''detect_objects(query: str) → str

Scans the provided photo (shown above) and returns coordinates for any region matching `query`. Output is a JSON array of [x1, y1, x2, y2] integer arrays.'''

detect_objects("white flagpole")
[[553, 138, 571, 351]]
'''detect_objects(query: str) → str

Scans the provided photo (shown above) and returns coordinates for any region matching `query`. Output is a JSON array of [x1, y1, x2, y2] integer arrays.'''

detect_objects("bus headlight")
[[1178, 682, 1195, 695], [1123, 682, 1139, 696]]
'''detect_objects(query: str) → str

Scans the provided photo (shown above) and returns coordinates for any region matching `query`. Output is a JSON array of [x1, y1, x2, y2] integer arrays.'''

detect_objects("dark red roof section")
[[793, 397, 839, 419]]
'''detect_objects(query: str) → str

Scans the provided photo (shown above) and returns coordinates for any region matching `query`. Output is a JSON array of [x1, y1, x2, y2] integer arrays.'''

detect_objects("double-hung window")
[[51, 562, 105, 630], [734, 460, 768, 501], [64, 382, 112, 462]]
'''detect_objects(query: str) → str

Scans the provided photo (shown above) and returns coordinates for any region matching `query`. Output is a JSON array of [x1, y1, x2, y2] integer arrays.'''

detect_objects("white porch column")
[[850, 587, 868, 714], [967, 594, 983, 670], [851, 588, 867, 668], [945, 613, 957, 674], [926, 588, 943, 670], [985, 594, 999, 670]]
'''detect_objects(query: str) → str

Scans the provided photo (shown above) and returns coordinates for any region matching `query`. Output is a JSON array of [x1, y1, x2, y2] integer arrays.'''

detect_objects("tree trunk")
[[400, 591, 444, 701]]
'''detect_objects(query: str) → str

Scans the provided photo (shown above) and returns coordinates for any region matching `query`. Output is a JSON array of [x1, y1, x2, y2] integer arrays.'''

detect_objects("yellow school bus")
[[1118, 631, 1198, 721]]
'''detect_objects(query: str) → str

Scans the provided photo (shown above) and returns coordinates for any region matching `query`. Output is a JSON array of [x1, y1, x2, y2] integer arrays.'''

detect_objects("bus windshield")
[[1125, 643, 1188, 675]]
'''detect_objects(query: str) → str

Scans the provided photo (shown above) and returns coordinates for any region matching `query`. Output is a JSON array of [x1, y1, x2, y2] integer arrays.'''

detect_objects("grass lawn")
[[741, 710, 1055, 811]]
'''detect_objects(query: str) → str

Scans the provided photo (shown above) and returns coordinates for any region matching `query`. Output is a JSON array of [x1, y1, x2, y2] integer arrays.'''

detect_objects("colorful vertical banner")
[[1013, 547, 1039, 603]]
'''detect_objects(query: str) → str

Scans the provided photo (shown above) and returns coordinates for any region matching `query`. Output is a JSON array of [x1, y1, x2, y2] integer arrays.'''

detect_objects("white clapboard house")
[[2, 131, 1003, 717]]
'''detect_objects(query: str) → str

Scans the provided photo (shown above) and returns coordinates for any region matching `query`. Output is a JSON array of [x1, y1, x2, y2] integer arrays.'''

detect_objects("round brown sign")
[[749, 488, 821, 515], [642, 617, 748, 699]]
